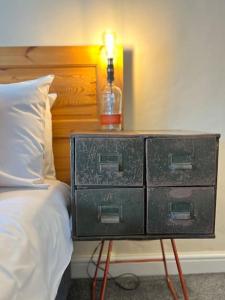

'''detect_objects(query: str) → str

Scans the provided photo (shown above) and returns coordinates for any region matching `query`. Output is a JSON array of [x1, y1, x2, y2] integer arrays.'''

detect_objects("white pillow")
[[44, 93, 57, 179], [0, 75, 54, 187]]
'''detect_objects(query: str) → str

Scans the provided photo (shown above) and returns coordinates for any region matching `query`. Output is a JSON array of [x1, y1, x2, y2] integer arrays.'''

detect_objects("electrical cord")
[[87, 242, 140, 291]]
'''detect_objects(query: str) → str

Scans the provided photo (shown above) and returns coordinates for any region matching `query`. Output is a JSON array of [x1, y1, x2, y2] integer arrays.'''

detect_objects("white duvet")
[[0, 180, 73, 300]]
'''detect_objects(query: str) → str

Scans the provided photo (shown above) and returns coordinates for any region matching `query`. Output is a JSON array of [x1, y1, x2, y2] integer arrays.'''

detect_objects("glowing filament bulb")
[[103, 32, 115, 59]]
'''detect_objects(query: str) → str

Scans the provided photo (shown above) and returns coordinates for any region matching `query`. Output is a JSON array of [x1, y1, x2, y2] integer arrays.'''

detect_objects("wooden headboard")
[[0, 46, 123, 183]]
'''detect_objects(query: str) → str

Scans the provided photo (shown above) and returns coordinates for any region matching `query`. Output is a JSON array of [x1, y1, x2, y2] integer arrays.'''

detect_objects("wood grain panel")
[[0, 46, 123, 183], [0, 46, 101, 66], [0, 66, 97, 108], [52, 119, 99, 138], [53, 138, 70, 183]]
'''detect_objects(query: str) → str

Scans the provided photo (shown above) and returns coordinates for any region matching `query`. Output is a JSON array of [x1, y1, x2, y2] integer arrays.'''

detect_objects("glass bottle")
[[100, 58, 122, 131]]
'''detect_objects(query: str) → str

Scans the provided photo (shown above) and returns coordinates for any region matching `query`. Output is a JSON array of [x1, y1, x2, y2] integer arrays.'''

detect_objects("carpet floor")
[[68, 273, 225, 300]]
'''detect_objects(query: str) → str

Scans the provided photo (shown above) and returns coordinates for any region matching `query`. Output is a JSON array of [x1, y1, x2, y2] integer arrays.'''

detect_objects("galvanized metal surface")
[[70, 132, 220, 240], [70, 130, 220, 138], [74, 137, 144, 186], [75, 188, 144, 236], [147, 187, 215, 235], [146, 137, 218, 186]]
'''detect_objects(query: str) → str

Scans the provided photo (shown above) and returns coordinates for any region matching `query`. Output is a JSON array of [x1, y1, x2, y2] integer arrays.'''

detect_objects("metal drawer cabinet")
[[74, 137, 144, 186], [71, 131, 219, 240], [146, 137, 218, 186], [75, 188, 144, 237], [147, 187, 216, 236]]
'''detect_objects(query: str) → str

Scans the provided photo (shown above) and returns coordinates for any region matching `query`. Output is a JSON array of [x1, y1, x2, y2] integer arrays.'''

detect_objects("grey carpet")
[[68, 273, 225, 300]]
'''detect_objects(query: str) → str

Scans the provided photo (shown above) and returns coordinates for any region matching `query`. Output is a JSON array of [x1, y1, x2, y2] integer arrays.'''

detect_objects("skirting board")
[[71, 251, 225, 278]]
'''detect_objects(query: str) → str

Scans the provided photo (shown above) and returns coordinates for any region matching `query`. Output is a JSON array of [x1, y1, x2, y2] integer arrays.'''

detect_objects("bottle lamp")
[[100, 32, 122, 131]]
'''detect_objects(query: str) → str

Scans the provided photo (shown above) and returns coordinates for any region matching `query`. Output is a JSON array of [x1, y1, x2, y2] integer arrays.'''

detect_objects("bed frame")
[[0, 46, 123, 299]]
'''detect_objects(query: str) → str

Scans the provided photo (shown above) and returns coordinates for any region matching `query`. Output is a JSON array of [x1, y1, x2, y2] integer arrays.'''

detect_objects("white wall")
[[1, 0, 225, 261]]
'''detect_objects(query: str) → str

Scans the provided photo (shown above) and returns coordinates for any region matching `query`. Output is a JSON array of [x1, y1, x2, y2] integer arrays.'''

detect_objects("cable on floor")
[[87, 242, 140, 291]]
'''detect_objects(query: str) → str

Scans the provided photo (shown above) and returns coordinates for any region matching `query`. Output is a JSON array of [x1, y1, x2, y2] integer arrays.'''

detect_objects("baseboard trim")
[[71, 251, 225, 278]]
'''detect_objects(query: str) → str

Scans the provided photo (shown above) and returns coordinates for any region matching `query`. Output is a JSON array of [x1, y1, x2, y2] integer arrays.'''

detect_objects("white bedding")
[[0, 180, 73, 300]]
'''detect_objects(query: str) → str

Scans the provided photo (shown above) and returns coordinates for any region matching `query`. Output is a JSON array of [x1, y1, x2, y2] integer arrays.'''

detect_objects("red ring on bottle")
[[100, 114, 122, 125]]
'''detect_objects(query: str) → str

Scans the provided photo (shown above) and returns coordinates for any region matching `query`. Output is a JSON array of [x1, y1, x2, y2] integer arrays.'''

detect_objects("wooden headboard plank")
[[0, 46, 101, 66], [52, 119, 99, 138], [0, 46, 123, 183]]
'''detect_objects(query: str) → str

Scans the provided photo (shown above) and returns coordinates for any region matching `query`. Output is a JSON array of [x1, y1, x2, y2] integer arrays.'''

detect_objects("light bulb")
[[103, 32, 115, 59]]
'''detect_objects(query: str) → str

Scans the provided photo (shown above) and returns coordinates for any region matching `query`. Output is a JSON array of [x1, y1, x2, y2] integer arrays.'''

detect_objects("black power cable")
[[87, 242, 140, 292]]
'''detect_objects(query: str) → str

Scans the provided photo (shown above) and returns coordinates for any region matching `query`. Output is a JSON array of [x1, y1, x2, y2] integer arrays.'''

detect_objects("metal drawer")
[[146, 137, 218, 186], [74, 137, 144, 186], [75, 188, 144, 237], [147, 187, 215, 235]]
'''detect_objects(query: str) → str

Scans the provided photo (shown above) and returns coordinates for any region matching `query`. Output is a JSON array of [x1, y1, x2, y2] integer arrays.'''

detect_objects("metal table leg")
[[171, 239, 189, 300], [92, 240, 105, 300], [91, 239, 189, 300], [160, 239, 179, 300], [99, 241, 113, 300]]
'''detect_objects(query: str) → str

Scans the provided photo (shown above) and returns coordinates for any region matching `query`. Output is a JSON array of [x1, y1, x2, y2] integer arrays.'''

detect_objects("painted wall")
[[1, 0, 225, 260]]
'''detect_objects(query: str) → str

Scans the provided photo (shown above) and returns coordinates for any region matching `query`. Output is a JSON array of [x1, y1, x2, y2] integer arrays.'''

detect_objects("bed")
[[0, 180, 72, 300], [0, 46, 123, 299]]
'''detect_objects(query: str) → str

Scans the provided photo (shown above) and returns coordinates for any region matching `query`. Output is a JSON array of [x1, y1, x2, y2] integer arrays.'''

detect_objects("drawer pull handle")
[[99, 153, 122, 172], [98, 205, 122, 224], [168, 153, 193, 171], [169, 202, 194, 220]]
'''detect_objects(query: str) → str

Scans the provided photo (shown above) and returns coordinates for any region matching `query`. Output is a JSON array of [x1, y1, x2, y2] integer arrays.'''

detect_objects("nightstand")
[[70, 130, 220, 299]]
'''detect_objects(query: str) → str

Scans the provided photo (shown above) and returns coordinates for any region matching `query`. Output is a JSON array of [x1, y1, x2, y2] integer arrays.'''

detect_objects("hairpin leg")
[[160, 239, 179, 300], [91, 239, 189, 300], [171, 239, 189, 300], [92, 240, 105, 300], [100, 240, 113, 300]]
